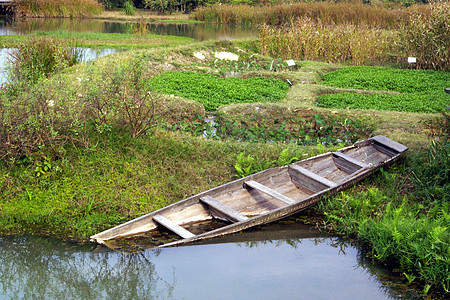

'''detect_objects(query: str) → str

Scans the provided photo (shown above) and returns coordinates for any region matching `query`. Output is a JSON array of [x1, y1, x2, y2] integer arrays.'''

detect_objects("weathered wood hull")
[[90, 135, 408, 249]]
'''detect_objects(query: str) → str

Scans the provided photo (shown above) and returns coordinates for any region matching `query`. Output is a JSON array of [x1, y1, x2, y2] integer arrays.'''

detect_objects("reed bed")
[[13, 0, 103, 18], [194, 2, 429, 28], [259, 18, 396, 65]]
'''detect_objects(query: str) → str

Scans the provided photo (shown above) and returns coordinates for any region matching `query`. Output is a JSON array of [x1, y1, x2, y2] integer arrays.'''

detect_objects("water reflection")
[[0, 17, 257, 40], [0, 223, 410, 299]]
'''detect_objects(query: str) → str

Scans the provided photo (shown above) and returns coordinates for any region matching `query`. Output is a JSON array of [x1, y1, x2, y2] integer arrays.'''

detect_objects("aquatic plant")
[[6, 36, 82, 90]]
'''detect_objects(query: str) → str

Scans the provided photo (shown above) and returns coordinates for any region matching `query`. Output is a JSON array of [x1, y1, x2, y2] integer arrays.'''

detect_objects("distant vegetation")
[[12, 0, 103, 17], [258, 2, 449, 71], [317, 67, 450, 113]]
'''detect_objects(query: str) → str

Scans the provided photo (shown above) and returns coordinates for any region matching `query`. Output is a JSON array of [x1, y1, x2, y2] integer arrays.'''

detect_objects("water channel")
[[0, 223, 413, 299], [0, 17, 422, 299]]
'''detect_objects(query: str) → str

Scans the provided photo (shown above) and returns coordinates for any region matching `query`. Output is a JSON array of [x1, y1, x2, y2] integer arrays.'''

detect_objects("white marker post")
[[408, 57, 416, 69]]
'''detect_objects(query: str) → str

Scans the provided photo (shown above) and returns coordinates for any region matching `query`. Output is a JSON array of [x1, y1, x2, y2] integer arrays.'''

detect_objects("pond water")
[[0, 223, 413, 299], [0, 17, 258, 40]]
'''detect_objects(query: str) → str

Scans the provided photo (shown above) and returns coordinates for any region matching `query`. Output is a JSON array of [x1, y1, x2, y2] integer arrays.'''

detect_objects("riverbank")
[[0, 33, 448, 298]]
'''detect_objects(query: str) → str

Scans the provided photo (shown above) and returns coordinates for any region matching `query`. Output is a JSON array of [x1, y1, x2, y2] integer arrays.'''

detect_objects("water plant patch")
[[147, 71, 290, 111], [317, 66, 450, 113]]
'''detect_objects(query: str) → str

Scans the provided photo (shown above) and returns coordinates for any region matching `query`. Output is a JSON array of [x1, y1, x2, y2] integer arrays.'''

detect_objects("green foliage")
[[398, 2, 449, 71], [234, 148, 299, 178], [147, 71, 289, 111], [6, 36, 82, 89], [411, 138, 449, 205], [317, 66, 450, 113], [122, 0, 135, 15]]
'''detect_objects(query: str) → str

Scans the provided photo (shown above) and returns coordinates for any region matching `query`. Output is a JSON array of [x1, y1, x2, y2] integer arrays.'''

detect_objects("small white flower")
[[47, 100, 55, 107], [76, 77, 82, 82]]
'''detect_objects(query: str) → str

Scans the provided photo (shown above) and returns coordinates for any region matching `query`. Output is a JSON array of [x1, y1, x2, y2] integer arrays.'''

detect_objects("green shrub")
[[147, 71, 289, 111], [6, 36, 82, 94], [122, 0, 135, 15]]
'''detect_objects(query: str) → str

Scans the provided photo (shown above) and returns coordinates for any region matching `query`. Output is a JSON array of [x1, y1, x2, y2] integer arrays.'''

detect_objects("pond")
[[0, 223, 415, 299], [0, 17, 258, 40]]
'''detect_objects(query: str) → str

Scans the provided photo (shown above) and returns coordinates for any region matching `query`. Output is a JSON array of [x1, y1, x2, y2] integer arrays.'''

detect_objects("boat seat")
[[288, 165, 337, 193], [244, 180, 295, 204], [153, 215, 195, 239], [200, 195, 249, 223]]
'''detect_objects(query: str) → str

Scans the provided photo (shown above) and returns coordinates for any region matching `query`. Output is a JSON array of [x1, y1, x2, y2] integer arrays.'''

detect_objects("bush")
[[122, 0, 135, 15], [398, 2, 449, 71], [6, 37, 82, 91]]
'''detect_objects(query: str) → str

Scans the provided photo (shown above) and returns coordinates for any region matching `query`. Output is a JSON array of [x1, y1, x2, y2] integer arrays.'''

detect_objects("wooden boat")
[[90, 135, 408, 249]]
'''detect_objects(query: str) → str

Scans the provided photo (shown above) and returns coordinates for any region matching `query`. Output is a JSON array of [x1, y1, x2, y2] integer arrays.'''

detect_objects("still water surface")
[[0, 223, 407, 300], [0, 17, 258, 40]]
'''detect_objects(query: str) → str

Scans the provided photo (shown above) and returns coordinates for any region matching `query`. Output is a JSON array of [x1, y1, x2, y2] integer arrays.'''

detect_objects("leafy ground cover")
[[147, 71, 290, 111], [317, 66, 450, 113]]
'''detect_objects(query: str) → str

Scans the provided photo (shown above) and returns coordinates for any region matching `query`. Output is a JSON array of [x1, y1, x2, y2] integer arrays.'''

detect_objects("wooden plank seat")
[[332, 151, 369, 174], [153, 215, 195, 239], [288, 165, 337, 193], [200, 195, 249, 223], [372, 135, 408, 156], [244, 180, 295, 204]]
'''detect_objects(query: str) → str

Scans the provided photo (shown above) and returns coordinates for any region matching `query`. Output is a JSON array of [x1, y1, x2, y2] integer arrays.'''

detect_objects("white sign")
[[286, 59, 296, 66], [408, 57, 417, 64]]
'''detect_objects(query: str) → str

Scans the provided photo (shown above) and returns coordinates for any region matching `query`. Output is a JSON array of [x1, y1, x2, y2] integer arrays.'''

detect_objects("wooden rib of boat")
[[90, 135, 408, 249]]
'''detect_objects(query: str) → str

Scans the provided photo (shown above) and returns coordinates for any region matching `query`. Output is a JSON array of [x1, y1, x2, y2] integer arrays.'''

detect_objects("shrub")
[[398, 2, 449, 71], [122, 0, 135, 15], [6, 36, 82, 91]]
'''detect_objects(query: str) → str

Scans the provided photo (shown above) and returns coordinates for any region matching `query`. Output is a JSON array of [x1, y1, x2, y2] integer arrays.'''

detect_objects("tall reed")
[[194, 2, 429, 29], [13, 0, 103, 18], [259, 18, 396, 65], [398, 2, 449, 71]]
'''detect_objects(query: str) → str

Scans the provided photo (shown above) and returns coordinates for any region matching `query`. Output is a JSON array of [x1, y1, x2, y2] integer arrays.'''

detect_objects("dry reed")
[[259, 17, 396, 65], [194, 2, 430, 28], [13, 0, 103, 18]]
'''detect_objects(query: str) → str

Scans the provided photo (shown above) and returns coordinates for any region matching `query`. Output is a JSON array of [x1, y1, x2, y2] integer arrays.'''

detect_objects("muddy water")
[[0, 223, 411, 299]]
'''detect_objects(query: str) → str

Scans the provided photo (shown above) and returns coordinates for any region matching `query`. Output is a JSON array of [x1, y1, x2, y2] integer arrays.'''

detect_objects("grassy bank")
[[1, 37, 448, 297], [0, 31, 194, 49]]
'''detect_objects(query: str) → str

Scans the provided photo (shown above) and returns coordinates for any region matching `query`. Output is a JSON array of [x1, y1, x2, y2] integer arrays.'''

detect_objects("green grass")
[[0, 31, 195, 49], [317, 66, 450, 113], [147, 71, 290, 111]]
